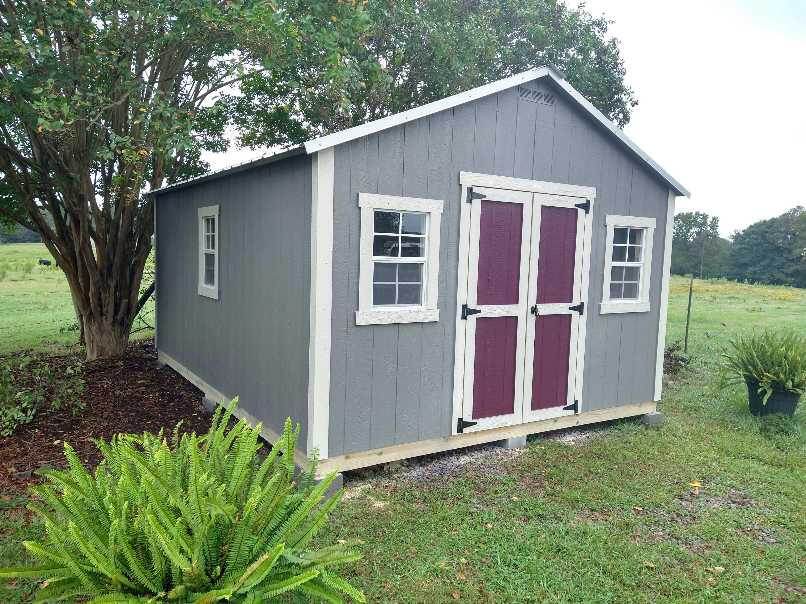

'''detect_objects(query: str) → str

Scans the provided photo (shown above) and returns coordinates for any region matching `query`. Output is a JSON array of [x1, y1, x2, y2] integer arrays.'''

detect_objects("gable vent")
[[518, 85, 555, 105]]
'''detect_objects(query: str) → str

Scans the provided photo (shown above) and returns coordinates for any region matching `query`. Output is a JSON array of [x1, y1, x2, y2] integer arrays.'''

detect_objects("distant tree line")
[[671, 206, 806, 288]]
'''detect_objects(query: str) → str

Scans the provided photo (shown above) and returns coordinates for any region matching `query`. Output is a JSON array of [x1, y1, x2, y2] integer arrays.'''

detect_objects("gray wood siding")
[[329, 80, 671, 456], [156, 155, 312, 443]]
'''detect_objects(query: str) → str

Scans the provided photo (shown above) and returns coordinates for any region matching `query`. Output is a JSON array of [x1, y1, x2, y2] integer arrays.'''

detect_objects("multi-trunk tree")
[[0, 0, 371, 358], [2, 0, 636, 359]]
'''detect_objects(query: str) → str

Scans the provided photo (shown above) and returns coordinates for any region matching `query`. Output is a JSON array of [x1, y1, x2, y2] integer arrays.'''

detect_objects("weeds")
[[0, 355, 84, 436]]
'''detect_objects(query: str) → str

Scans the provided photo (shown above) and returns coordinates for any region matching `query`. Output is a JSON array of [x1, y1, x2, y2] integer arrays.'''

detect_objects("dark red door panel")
[[477, 200, 523, 305], [536, 206, 577, 303], [473, 316, 518, 419], [531, 315, 571, 409]]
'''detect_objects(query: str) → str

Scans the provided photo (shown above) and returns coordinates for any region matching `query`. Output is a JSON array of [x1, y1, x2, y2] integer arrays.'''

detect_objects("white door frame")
[[452, 172, 596, 436], [460, 186, 532, 433], [522, 193, 590, 424]]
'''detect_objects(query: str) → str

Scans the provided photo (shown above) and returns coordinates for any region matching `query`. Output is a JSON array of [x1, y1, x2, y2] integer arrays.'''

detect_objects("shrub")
[[0, 402, 365, 603], [721, 330, 806, 404], [0, 360, 41, 436]]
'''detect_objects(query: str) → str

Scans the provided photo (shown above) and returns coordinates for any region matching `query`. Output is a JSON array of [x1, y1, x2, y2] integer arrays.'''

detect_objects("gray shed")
[[153, 66, 688, 477]]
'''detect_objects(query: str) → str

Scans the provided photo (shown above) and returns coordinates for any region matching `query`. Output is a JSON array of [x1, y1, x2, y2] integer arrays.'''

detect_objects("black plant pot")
[[746, 379, 801, 417]]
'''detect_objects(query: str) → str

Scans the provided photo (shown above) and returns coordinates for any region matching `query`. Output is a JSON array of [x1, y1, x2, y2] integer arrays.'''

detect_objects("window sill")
[[355, 307, 439, 325], [600, 300, 650, 314], [198, 286, 219, 300]]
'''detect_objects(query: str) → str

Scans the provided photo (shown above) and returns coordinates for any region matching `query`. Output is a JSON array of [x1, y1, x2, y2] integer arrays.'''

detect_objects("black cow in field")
[[38, 259, 51, 266]]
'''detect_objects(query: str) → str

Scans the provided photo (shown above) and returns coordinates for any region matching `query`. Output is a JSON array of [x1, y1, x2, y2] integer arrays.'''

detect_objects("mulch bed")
[[0, 340, 212, 493]]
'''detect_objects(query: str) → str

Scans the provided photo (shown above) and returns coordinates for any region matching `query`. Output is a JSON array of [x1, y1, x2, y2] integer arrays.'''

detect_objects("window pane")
[[622, 282, 639, 299], [627, 245, 642, 262], [373, 235, 399, 257], [614, 227, 629, 244], [400, 236, 424, 257], [624, 266, 640, 282], [612, 245, 627, 262], [204, 253, 215, 286], [373, 284, 396, 305], [609, 282, 623, 299], [611, 266, 625, 282], [398, 283, 422, 305], [402, 212, 426, 235], [398, 263, 422, 283], [629, 228, 643, 245], [374, 211, 400, 234], [373, 262, 397, 283], [209, 233, 215, 251]]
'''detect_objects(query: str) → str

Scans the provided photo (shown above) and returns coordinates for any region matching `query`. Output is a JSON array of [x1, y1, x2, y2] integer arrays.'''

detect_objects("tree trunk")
[[82, 314, 132, 360]]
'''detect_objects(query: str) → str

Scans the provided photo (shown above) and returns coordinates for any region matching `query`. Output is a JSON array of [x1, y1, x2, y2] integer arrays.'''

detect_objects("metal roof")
[[154, 66, 689, 197]]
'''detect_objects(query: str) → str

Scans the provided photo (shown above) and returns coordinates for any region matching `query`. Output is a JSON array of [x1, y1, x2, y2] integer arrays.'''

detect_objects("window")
[[601, 215, 655, 313], [198, 205, 219, 299], [357, 193, 443, 325]]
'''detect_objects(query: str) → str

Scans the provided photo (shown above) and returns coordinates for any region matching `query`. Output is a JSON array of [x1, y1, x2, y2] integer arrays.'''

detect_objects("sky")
[[577, 0, 806, 235], [205, 0, 806, 237]]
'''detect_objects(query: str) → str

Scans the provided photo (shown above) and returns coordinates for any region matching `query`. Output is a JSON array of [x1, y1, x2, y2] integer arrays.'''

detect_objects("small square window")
[[602, 216, 655, 314], [357, 194, 443, 324]]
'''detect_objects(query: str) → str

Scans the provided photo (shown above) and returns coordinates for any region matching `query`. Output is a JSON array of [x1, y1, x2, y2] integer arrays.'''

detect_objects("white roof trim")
[[303, 66, 689, 197]]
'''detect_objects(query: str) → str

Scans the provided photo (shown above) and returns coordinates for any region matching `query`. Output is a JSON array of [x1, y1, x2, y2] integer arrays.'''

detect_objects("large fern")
[[0, 400, 365, 603]]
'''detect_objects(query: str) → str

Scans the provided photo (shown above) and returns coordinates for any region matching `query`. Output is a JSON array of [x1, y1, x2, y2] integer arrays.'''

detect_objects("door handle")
[[530, 304, 539, 316]]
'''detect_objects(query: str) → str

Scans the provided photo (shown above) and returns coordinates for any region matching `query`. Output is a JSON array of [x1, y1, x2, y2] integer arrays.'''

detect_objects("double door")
[[457, 183, 592, 433]]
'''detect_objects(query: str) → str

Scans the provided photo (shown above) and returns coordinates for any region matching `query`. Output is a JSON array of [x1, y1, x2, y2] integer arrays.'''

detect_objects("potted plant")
[[722, 330, 806, 416]]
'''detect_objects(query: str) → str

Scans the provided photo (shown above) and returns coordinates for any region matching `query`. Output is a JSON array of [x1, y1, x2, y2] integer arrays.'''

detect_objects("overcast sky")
[[206, 0, 805, 236], [579, 0, 806, 235]]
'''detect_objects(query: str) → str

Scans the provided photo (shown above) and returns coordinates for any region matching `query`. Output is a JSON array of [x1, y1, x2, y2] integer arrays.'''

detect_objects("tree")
[[0, 0, 371, 358], [228, 0, 638, 149], [671, 211, 730, 278], [729, 206, 806, 288]]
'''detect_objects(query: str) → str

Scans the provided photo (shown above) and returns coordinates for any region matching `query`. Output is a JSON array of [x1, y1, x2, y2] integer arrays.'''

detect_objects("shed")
[[152, 66, 689, 477]]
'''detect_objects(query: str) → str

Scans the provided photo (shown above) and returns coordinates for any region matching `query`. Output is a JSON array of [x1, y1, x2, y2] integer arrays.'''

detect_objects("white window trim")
[[600, 214, 655, 314], [198, 205, 219, 299], [356, 193, 443, 325]]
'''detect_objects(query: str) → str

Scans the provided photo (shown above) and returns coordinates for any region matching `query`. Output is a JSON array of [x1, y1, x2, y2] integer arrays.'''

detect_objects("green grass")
[[0, 269, 804, 602], [0, 243, 154, 355], [0, 244, 77, 354]]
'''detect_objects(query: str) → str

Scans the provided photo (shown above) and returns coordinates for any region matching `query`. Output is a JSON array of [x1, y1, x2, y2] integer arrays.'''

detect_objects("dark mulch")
[[0, 340, 211, 493]]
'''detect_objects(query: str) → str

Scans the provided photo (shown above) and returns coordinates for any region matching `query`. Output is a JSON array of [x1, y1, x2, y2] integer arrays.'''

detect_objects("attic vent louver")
[[518, 85, 555, 105]]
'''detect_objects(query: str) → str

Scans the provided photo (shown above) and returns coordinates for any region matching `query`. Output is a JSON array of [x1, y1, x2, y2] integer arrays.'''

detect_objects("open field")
[[0, 250, 804, 602], [0, 243, 153, 355]]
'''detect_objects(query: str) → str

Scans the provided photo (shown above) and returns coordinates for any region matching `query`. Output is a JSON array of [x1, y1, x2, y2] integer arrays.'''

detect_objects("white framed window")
[[601, 215, 655, 314], [198, 205, 219, 299], [356, 193, 443, 325]]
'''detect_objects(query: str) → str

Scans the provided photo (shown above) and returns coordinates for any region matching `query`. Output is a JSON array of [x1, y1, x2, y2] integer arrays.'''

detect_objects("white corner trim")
[[197, 205, 219, 300], [654, 191, 676, 401], [600, 214, 656, 315], [460, 171, 596, 200], [356, 192, 443, 326], [307, 148, 334, 459]]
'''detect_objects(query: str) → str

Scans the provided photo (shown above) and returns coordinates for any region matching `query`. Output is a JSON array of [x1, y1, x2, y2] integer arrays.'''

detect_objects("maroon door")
[[525, 200, 583, 417], [462, 188, 532, 429]]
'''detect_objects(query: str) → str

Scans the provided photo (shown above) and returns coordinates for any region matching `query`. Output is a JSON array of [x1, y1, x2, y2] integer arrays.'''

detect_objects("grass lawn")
[[0, 243, 154, 355], [0, 264, 804, 601]]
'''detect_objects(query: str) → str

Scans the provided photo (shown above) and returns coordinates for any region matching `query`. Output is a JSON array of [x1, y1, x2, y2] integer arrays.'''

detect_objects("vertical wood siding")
[[156, 155, 313, 444], [329, 80, 670, 456]]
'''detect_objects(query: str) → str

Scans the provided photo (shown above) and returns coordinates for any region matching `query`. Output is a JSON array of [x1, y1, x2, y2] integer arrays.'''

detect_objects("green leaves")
[[1, 400, 363, 602], [722, 330, 806, 402]]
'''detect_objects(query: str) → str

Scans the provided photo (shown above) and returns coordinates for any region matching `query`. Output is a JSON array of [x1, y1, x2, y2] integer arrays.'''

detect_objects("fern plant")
[[722, 330, 806, 403], [0, 400, 365, 603]]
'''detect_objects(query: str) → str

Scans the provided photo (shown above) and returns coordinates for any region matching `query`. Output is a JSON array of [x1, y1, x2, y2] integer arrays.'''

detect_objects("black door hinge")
[[574, 200, 591, 213], [461, 304, 482, 320], [569, 302, 584, 314], [562, 400, 578, 412], [466, 189, 485, 203], [530, 304, 539, 316], [457, 417, 478, 433]]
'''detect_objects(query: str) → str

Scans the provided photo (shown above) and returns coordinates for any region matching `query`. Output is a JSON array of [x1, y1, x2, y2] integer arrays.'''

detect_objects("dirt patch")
[[738, 524, 778, 545], [675, 488, 756, 511], [0, 340, 211, 493]]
